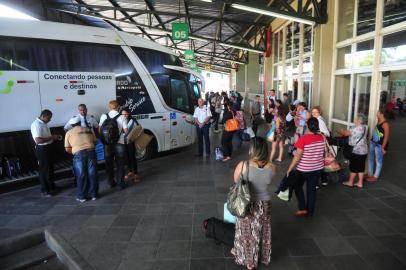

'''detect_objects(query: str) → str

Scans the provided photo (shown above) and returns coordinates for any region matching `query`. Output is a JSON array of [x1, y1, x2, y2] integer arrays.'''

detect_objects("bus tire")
[[136, 133, 157, 161]]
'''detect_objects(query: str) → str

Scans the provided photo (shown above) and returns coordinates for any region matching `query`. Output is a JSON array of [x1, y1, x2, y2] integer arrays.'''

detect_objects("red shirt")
[[295, 134, 325, 172]]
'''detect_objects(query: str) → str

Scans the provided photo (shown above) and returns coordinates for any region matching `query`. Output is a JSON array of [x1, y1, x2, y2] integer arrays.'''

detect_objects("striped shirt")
[[295, 134, 325, 172]]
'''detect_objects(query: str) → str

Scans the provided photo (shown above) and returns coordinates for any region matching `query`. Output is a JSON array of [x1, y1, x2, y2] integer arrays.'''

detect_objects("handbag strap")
[[354, 126, 366, 146], [323, 135, 337, 158], [240, 161, 249, 182]]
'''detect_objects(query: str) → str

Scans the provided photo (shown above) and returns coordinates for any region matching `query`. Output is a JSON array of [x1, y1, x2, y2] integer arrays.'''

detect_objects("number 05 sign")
[[172, 23, 189, 40]]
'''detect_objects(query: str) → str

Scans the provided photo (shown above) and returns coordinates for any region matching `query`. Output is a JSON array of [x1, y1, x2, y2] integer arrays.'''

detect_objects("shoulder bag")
[[225, 110, 239, 132], [343, 126, 366, 160], [226, 161, 251, 218]]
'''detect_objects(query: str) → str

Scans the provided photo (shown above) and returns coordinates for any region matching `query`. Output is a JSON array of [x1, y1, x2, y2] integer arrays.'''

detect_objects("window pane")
[[331, 122, 348, 135], [381, 30, 406, 65], [273, 32, 279, 62], [132, 47, 182, 74], [303, 57, 313, 75], [357, 0, 376, 36], [292, 59, 299, 75], [286, 24, 292, 59], [304, 24, 312, 53], [354, 40, 374, 67], [303, 79, 312, 108], [153, 74, 170, 106], [383, 0, 406, 28], [293, 22, 300, 57], [338, 0, 355, 41], [273, 65, 278, 78], [354, 74, 371, 121], [0, 40, 15, 70], [337, 46, 352, 69], [333, 75, 351, 121], [170, 78, 190, 113], [279, 30, 283, 62], [31, 41, 69, 71]]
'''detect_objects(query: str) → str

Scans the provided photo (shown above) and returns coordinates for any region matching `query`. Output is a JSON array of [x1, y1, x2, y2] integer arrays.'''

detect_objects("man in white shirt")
[[99, 100, 128, 189], [268, 89, 277, 104], [193, 98, 212, 157], [30, 109, 60, 197], [64, 104, 99, 133]]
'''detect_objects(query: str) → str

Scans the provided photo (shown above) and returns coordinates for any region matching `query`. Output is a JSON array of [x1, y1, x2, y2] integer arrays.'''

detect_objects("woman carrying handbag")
[[230, 138, 274, 270], [222, 99, 238, 162]]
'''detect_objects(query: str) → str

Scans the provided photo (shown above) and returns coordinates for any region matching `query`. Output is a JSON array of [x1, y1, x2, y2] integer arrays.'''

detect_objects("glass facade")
[[381, 30, 406, 65], [332, 0, 406, 130], [383, 0, 406, 28], [333, 75, 351, 121], [272, 12, 314, 104], [337, 0, 355, 42]]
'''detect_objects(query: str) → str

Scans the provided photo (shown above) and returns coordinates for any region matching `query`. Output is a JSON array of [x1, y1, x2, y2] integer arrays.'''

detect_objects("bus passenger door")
[[169, 77, 193, 148]]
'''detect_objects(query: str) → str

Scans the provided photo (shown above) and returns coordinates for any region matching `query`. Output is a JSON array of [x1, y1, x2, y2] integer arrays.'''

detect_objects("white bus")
[[0, 18, 203, 178]]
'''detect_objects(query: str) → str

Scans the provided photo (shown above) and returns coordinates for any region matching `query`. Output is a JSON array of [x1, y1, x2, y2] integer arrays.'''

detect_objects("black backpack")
[[100, 113, 121, 145], [203, 217, 235, 247]]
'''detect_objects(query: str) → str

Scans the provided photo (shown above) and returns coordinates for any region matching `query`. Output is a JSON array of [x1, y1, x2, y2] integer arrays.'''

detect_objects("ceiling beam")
[[48, 3, 269, 26], [106, 0, 154, 41], [51, 8, 264, 53]]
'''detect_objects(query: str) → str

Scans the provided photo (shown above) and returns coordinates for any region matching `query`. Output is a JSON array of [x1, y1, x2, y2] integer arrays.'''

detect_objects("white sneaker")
[[76, 198, 86, 203], [277, 190, 289, 201]]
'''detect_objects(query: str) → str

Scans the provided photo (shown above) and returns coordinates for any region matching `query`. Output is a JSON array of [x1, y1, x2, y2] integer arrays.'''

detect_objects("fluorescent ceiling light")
[[181, 59, 231, 70], [194, 52, 245, 65], [231, 3, 315, 26], [217, 41, 263, 54], [199, 0, 213, 2], [0, 4, 38, 20]]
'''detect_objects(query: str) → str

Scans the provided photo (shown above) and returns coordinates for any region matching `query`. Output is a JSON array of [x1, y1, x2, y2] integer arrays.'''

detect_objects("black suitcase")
[[3, 156, 22, 178], [203, 217, 235, 247]]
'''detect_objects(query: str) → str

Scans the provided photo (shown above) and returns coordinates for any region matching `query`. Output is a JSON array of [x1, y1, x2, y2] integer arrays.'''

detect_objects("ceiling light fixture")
[[217, 41, 263, 54], [230, 3, 315, 26], [181, 59, 231, 70]]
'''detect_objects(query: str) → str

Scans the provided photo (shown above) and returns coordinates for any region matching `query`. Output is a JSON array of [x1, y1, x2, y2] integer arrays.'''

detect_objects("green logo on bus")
[[0, 71, 15, 94]]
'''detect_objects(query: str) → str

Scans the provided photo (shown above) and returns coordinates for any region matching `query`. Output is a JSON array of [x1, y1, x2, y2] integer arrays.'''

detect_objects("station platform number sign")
[[172, 23, 189, 40], [184, 50, 195, 60]]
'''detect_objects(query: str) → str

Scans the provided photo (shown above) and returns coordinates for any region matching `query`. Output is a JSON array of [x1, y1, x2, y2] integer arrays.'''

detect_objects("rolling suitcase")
[[203, 217, 235, 247]]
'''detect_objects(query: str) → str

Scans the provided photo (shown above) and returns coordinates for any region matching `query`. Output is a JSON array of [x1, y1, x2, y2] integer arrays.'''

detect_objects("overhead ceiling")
[[45, 0, 327, 74]]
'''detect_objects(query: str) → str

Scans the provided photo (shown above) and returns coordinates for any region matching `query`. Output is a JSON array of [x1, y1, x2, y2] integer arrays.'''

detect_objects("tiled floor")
[[1, 121, 406, 270]]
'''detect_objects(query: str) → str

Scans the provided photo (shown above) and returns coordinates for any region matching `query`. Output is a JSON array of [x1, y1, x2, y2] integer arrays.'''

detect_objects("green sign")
[[189, 60, 197, 69], [184, 50, 195, 60], [394, 80, 406, 87], [172, 23, 189, 40]]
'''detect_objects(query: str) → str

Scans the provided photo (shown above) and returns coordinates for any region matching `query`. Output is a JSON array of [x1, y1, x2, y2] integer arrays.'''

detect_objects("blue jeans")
[[294, 170, 322, 216], [368, 141, 384, 178], [73, 149, 98, 199], [233, 129, 243, 148], [196, 124, 211, 155]]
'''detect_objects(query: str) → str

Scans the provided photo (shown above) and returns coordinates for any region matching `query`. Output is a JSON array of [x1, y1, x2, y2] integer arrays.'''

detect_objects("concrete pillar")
[[313, 0, 335, 120]]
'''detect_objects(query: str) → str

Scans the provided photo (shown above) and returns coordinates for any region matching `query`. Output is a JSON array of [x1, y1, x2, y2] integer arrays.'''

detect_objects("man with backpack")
[[99, 100, 128, 189]]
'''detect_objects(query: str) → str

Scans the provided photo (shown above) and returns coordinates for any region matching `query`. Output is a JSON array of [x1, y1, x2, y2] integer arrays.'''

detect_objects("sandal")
[[342, 182, 354, 188]]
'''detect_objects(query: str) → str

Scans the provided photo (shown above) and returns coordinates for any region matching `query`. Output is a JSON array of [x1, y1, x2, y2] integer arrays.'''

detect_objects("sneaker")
[[91, 197, 97, 201], [295, 210, 308, 217], [321, 182, 328, 186], [366, 175, 378, 182], [277, 190, 289, 201], [316, 185, 320, 190], [41, 192, 52, 198], [76, 198, 86, 203]]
